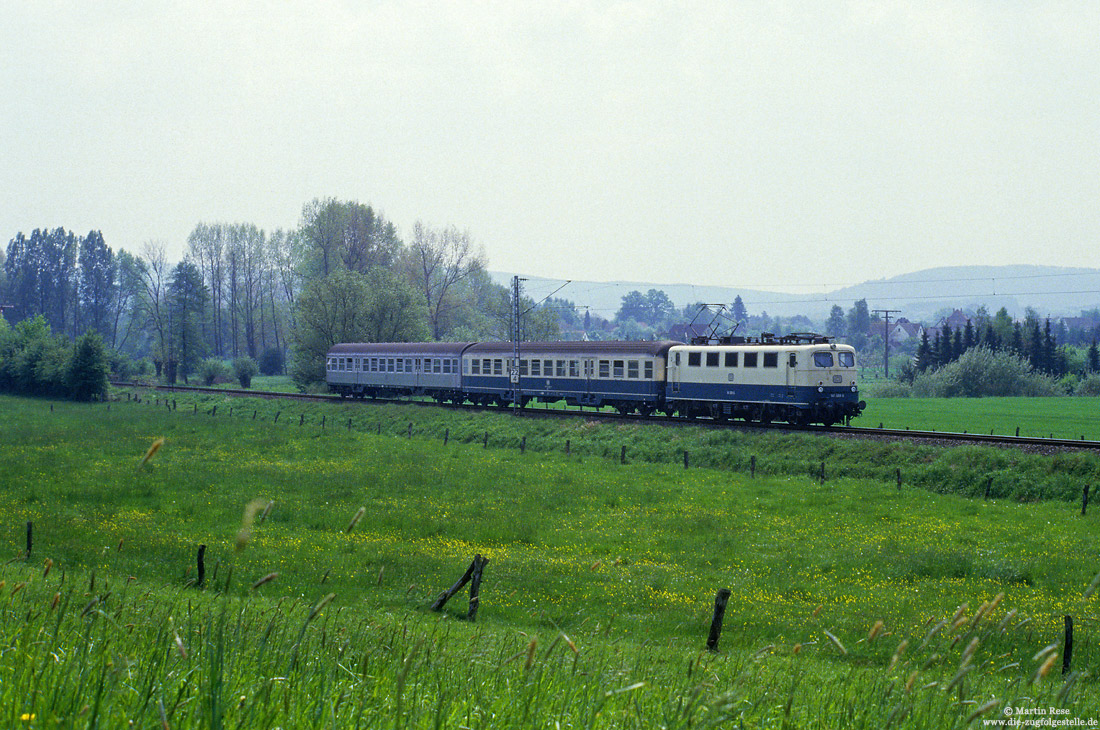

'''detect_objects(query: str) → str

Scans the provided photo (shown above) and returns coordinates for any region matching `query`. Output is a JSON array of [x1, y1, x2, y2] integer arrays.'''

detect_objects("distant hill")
[[490, 265, 1100, 323]]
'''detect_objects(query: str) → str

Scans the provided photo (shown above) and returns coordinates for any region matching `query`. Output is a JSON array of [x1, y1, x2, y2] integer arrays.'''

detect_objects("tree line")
[[0, 198, 565, 394]]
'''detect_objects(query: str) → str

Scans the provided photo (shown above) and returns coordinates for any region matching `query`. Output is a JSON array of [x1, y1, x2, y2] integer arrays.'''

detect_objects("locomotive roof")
[[466, 340, 681, 357]]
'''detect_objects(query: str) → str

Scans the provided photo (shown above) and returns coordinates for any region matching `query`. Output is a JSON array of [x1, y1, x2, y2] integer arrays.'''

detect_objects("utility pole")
[[511, 275, 525, 415], [872, 308, 901, 379]]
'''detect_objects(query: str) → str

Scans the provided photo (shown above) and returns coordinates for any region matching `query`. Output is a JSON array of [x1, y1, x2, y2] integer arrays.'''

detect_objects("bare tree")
[[136, 241, 170, 375], [409, 222, 485, 340]]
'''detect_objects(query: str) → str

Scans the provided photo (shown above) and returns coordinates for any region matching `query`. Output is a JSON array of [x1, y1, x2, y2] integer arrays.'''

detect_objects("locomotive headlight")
[[851, 385, 857, 392], [817, 385, 824, 393]]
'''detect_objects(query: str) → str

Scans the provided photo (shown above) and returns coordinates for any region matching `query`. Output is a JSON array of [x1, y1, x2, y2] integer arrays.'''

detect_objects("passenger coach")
[[461, 341, 678, 413], [326, 342, 473, 401]]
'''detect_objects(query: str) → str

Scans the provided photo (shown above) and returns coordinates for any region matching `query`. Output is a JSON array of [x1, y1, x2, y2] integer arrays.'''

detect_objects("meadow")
[[2, 392, 1099, 727]]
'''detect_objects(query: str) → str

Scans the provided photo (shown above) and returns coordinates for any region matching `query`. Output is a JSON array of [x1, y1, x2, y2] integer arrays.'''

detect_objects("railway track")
[[112, 382, 1100, 452]]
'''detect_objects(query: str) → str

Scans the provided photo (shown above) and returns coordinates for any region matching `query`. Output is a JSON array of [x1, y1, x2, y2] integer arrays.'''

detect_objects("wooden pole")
[[1064, 615, 1074, 675], [197, 544, 206, 587], [984, 477, 993, 501], [706, 588, 732, 651], [407, 423, 412, 438], [819, 461, 826, 483], [621, 445, 627, 464], [1082, 485, 1090, 516], [26, 521, 32, 558], [896, 468, 902, 490], [467, 554, 488, 622], [520, 436, 526, 453], [750, 455, 756, 478], [431, 558, 477, 611], [484, 432, 489, 449], [683, 450, 689, 469], [444, 428, 449, 445], [565, 439, 570, 455]]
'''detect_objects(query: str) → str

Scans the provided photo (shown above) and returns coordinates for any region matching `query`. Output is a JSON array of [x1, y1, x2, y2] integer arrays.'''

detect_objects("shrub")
[[911, 347, 1062, 397], [199, 358, 230, 386], [1076, 373, 1100, 396], [233, 356, 259, 388], [67, 331, 109, 401], [259, 347, 285, 376]]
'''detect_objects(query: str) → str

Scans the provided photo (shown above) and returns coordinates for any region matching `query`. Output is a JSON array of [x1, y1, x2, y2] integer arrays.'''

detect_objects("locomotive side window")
[[674, 353, 680, 366], [763, 353, 778, 368], [744, 353, 758, 368], [627, 360, 639, 378], [613, 360, 624, 378], [838, 352, 855, 367], [813, 352, 834, 368], [599, 360, 610, 378], [725, 353, 738, 367], [706, 352, 719, 367], [644, 361, 653, 379], [688, 352, 701, 367]]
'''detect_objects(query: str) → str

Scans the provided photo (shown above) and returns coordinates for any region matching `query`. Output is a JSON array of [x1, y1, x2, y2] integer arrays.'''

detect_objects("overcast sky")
[[3, 1, 1098, 294]]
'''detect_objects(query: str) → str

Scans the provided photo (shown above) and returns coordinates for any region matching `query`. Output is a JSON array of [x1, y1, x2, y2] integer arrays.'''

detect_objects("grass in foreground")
[[1, 394, 1099, 727]]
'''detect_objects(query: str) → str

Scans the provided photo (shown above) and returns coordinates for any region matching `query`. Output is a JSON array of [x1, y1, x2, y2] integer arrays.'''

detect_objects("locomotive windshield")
[[813, 352, 834, 368], [838, 352, 855, 368]]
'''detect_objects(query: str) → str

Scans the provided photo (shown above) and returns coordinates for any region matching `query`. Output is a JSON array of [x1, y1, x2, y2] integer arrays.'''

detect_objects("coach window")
[[838, 352, 855, 368], [813, 352, 834, 368], [531, 360, 541, 376], [435, 359, 443, 374], [706, 352, 719, 367], [688, 352, 701, 367], [725, 352, 738, 367], [644, 361, 654, 379], [599, 360, 610, 378], [494, 359, 503, 375], [627, 360, 639, 378], [569, 360, 580, 377], [519, 359, 528, 376], [471, 359, 480, 375], [556, 360, 566, 377], [744, 352, 758, 368], [613, 360, 624, 378], [763, 353, 778, 368]]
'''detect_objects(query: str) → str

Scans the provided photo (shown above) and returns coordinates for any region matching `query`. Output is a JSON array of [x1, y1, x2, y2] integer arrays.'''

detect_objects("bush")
[[259, 347, 284, 376], [911, 347, 1062, 397], [67, 331, 109, 401], [863, 380, 911, 398], [1076, 373, 1100, 396], [233, 356, 259, 388], [199, 358, 230, 386]]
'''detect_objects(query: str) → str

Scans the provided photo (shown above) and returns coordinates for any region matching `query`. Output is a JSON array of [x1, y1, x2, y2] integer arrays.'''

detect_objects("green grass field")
[[863, 397, 1100, 441], [2, 393, 1099, 727]]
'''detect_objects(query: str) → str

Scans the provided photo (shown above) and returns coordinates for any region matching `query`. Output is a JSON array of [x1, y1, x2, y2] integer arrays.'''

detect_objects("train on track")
[[326, 334, 865, 426]]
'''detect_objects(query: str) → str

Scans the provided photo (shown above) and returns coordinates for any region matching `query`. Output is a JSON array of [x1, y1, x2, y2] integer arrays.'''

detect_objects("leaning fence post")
[[274, 411, 281, 423], [431, 558, 477, 611], [706, 588, 732, 651]]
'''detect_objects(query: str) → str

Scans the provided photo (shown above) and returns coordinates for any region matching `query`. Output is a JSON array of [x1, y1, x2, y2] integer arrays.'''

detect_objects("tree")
[[846, 300, 870, 350], [825, 305, 846, 338], [167, 261, 209, 383], [66, 330, 109, 401], [297, 198, 401, 277], [731, 296, 748, 324], [291, 269, 429, 389], [1088, 340, 1099, 373], [134, 242, 171, 375], [915, 329, 932, 371], [408, 221, 485, 340], [77, 230, 116, 337]]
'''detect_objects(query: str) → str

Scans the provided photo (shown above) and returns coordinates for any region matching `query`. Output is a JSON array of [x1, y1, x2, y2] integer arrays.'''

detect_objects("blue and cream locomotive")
[[326, 333, 864, 426]]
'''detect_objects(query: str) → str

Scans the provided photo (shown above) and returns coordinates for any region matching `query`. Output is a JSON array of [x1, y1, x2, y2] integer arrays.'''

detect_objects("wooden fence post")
[[197, 544, 206, 587], [1082, 485, 1090, 516], [520, 436, 526, 453], [1064, 615, 1074, 674], [984, 477, 993, 501], [299, 414, 304, 426], [819, 461, 826, 483], [565, 439, 571, 455], [274, 411, 281, 423], [211, 406, 217, 417], [621, 445, 627, 464], [322, 415, 326, 429], [431, 558, 477, 611], [750, 455, 756, 478], [347, 419, 352, 431], [444, 428, 449, 445], [706, 588, 732, 651], [683, 450, 689, 469], [26, 521, 32, 558], [484, 432, 489, 449], [407, 423, 413, 438], [467, 554, 488, 622]]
